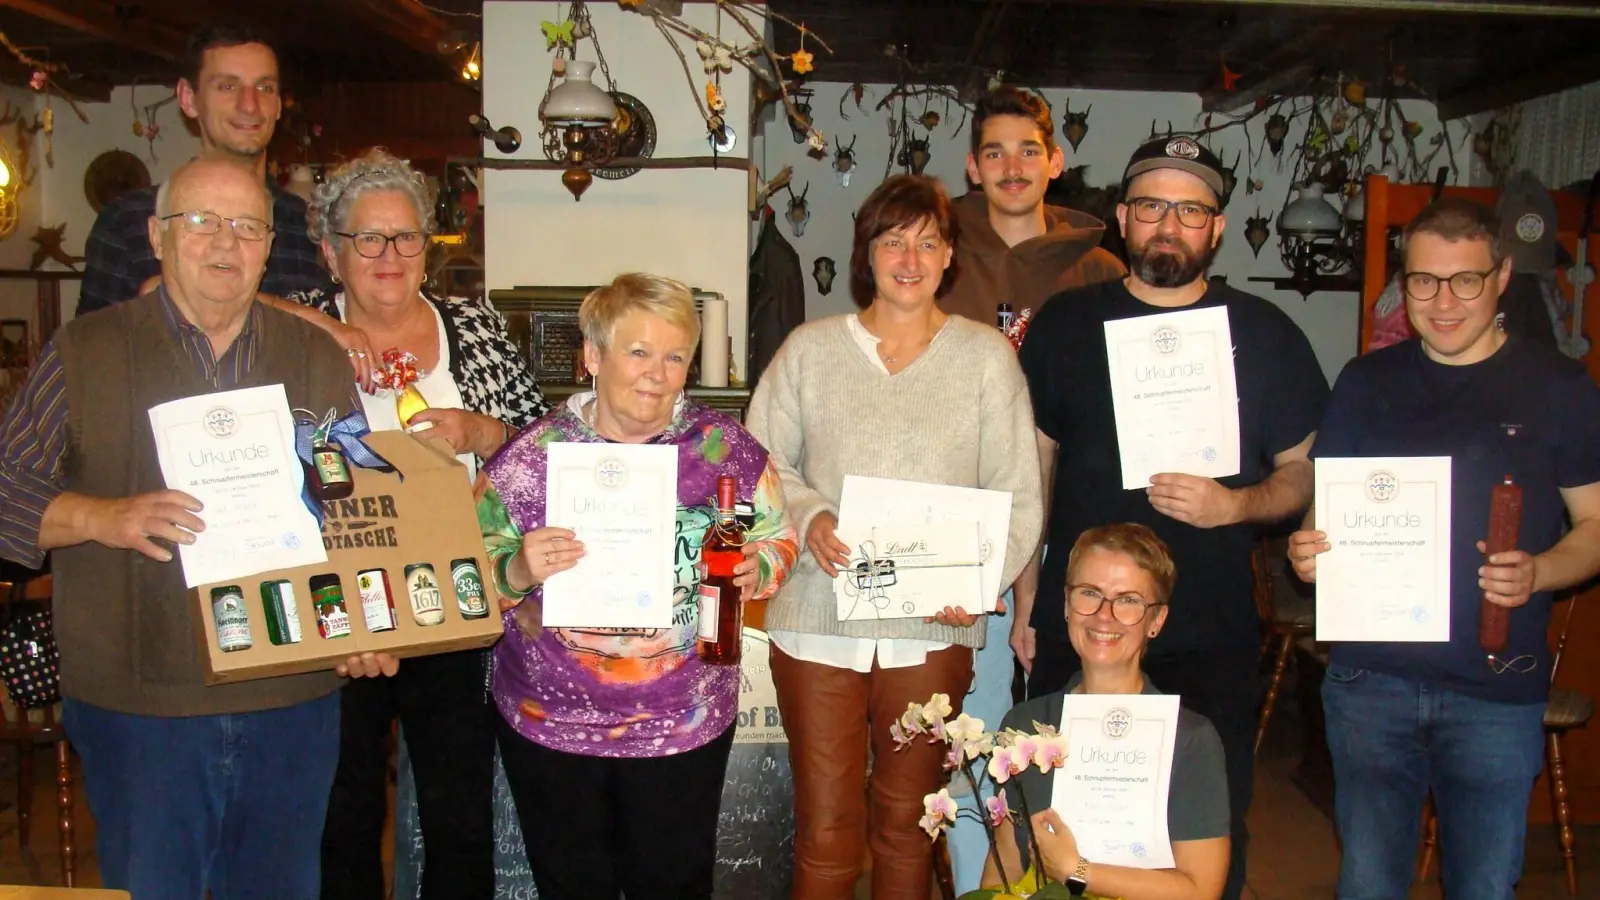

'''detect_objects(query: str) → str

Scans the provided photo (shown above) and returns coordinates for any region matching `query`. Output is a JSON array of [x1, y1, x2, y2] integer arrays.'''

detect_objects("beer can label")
[[314, 449, 350, 485], [211, 588, 252, 651], [276, 582, 303, 644], [312, 583, 351, 639], [406, 564, 445, 625], [452, 559, 488, 618], [357, 570, 396, 632], [696, 584, 720, 641], [319, 607, 351, 639]]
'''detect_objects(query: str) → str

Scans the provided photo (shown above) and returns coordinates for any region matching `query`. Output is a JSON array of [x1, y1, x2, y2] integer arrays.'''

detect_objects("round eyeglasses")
[[1067, 584, 1165, 626], [1402, 268, 1497, 302], [159, 211, 272, 242], [1126, 197, 1218, 230], [336, 231, 427, 259]]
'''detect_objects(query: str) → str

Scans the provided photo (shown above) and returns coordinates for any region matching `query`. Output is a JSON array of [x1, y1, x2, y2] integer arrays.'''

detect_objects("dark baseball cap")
[[1121, 135, 1226, 199]]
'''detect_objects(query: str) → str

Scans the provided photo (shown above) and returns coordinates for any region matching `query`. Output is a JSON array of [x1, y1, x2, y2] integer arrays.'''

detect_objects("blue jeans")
[[948, 590, 1015, 894], [64, 693, 341, 900], [1323, 664, 1545, 900]]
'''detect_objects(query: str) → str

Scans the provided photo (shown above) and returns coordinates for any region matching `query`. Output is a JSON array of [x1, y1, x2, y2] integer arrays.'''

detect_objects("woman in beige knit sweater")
[[746, 174, 1044, 900]]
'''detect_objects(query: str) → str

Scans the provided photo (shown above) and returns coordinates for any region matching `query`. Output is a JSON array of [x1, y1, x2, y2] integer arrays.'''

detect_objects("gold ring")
[[545, 552, 552, 565]]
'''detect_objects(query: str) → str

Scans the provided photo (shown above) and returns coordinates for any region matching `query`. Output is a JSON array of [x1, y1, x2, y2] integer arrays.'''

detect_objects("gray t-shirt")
[[998, 673, 1230, 865]]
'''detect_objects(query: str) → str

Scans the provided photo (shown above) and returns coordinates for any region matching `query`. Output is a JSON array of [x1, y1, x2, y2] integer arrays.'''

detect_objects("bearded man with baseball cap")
[[1015, 135, 1330, 900]]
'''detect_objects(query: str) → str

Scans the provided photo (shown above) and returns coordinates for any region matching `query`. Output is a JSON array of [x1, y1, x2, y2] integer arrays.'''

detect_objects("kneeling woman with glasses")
[[298, 147, 550, 899], [985, 524, 1232, 900]]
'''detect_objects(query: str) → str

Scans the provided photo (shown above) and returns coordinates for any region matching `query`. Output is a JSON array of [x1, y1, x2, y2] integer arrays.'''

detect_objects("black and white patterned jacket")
[[296, 289, 551, 455]]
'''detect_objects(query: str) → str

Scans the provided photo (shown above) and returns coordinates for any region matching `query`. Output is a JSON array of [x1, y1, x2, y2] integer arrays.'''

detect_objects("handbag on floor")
[[0, 578, 60, 709]]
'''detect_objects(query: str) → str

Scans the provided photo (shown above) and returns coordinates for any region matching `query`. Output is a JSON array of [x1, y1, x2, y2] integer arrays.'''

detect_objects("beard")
[[1129, 235, 1217, 288]]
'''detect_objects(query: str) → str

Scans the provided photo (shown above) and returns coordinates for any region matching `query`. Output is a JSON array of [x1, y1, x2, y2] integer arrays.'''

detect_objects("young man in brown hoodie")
[[940, 88, 1126, 329], [941, 87, 1125, 896]]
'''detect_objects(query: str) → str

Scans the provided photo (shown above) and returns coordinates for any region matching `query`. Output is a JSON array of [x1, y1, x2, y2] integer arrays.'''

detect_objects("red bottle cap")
[[716, 475, 736, 510]]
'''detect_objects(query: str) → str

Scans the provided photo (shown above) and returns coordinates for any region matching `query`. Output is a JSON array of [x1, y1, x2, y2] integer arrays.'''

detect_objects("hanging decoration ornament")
[[1265, 112, 1289, 157], [790, 24, 815, 75], [1244, 211, 1272, 257], [1219, 54, 1241, 92], [541, 18, 577, 51], [833, 134, 857, 187], [918, 109, 941, 130], [784, 181, 810, 238], [1061, 99, 1091, 152], [812, 257, 836, 295]]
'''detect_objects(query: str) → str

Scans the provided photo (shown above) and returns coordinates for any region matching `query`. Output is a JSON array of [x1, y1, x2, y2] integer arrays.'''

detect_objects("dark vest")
[[53, 292, 351, 716]]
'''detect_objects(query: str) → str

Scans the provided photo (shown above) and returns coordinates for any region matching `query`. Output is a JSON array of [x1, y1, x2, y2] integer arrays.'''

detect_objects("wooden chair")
[[0, 573, 76, 888], [1417, 595, 1590, 895], [1253, 537, 1316, 755]]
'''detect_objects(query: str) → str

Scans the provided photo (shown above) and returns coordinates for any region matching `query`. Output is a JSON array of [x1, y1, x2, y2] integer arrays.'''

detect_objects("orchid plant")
[[893, 694, 1074, 899]]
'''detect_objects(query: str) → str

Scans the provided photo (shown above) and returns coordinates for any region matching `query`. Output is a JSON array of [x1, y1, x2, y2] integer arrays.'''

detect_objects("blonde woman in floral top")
[[477, 273, 798, 900]]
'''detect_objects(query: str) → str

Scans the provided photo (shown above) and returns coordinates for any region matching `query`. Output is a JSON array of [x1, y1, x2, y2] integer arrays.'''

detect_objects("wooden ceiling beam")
[[1438, 51, 1600, 119], [354, 0, 451, 61], [0, 0, 184, 63]]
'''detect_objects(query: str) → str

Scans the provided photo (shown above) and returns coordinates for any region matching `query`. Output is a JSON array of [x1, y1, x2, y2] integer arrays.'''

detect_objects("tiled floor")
[[0, 686, 1592, 898]]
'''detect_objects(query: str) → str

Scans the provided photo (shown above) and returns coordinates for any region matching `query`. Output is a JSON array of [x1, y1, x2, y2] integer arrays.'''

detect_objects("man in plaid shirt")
[[77, 25, 375, 383]]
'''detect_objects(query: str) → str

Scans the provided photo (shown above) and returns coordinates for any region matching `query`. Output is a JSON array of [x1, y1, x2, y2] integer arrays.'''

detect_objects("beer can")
[[451, 558, 489, 619], [405, 563, 445, 626], [260, 580, 302, 645], [210, 586, 252, 652], [356, 569, 397, 632], [309, 574, 351, 639]]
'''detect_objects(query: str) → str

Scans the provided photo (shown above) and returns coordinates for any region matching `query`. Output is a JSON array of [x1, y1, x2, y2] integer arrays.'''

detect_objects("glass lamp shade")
[[543, 61, 617, 126], [1342, 186, 1365, 223], [1278, 184, 1344, 239]]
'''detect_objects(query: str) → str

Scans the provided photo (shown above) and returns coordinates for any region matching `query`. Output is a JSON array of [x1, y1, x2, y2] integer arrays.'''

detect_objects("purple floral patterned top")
[[479, 394, 797, 758]]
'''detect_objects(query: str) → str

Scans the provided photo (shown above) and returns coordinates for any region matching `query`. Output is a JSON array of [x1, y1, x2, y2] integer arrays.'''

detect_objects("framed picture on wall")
[[0, 319, 28, 368]]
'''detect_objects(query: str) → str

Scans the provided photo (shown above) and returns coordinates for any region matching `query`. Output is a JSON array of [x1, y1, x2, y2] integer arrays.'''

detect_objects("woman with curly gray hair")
[[302, 147, 549, 900]]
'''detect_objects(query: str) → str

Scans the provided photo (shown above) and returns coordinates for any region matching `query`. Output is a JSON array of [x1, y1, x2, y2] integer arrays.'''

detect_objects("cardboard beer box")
[[193, 431, 502, 684]]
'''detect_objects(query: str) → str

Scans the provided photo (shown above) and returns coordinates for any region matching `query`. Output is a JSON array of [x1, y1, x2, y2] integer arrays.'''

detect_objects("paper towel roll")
[[700, 297, 729, 387]]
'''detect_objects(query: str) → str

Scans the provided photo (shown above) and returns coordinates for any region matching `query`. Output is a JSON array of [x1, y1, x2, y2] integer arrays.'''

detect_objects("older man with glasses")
[[1016, 136, 1329, 900], [0, 155, 397, 899]]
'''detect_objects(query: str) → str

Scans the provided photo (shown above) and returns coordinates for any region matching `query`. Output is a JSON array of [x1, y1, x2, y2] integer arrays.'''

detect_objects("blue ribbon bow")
[[293, 409, 396, 524]]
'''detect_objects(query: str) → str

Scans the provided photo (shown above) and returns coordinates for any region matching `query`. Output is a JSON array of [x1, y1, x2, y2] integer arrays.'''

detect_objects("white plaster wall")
[[483, 2, 754, 379]]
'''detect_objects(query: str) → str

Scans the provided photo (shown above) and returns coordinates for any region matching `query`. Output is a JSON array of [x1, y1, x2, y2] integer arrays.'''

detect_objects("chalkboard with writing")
[[393, 628, 793, 899]]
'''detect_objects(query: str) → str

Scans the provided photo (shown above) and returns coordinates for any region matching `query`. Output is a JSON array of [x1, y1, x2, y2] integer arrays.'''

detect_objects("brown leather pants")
[[772, 643, 974, 900]]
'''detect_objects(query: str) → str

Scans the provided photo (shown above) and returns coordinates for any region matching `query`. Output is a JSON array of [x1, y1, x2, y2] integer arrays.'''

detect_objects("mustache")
[[998, 178, 1031, 188]]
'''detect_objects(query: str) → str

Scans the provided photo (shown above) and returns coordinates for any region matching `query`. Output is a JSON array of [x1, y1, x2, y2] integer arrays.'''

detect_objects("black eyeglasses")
[[1403, 268, 1498, 301], [159, 211, 272, 242], [336, 231, 427, 259], [1126, 197, 1219, 229], [1067, 584, 1166, 625]]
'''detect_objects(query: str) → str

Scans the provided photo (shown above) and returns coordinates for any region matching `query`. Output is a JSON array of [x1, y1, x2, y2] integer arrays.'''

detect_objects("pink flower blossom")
[[1033, 734, 1070, 772], [986, 788, 1012, 827], [918, 788, 958, 839]]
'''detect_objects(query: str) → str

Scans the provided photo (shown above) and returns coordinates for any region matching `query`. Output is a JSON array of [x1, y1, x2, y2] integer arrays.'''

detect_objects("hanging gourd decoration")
[[1265, 113, 1289, 157]]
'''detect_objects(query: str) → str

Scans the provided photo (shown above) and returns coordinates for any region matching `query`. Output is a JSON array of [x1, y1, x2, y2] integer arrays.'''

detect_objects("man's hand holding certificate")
[[1104, 307, 1241, 490], [148, 384, 328, 587], [1313, 457, 1452, 642]]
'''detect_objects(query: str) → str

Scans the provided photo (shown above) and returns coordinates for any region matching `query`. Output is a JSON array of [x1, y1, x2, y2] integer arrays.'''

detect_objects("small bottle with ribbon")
[[373, 349, 432, 433], [299, 408, 355, 501]]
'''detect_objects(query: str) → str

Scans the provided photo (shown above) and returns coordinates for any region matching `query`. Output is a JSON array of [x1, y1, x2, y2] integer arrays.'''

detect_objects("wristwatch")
[[1067, 857, 1090, 896]]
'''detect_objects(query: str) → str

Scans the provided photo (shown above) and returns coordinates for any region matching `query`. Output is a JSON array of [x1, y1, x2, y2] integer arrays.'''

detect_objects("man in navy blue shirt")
[[78, 26, 374, 383], [1291, 198, 1600, 899]]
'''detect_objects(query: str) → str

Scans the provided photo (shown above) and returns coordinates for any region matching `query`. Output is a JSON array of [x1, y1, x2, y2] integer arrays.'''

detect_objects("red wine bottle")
[[1480, 475, 1522, 654], [696, 476, 745, 665]]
